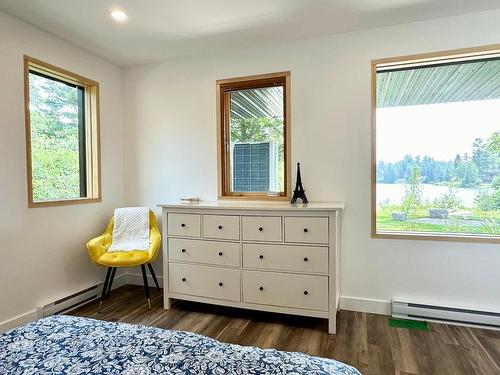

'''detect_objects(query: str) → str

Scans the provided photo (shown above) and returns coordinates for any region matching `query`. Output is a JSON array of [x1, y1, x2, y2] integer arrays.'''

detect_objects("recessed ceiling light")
[[110, 9, 127, 23]]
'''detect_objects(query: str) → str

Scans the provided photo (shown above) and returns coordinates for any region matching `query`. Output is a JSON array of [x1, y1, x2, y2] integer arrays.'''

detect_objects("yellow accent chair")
[[87, 210, 161, 312]]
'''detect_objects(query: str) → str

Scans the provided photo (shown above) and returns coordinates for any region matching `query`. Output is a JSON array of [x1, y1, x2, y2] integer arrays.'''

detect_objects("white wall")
[[123, 10, 500, 314], [1, 7, 498, 327], [0, 11, 124, 326]]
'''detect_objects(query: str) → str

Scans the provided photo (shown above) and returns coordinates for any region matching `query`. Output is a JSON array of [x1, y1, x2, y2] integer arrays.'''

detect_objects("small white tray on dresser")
[[157, 200, 344, 334]]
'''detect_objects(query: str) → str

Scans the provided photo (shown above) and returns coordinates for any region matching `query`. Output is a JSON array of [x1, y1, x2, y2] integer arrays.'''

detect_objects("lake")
[[376, 183, 485, 208]]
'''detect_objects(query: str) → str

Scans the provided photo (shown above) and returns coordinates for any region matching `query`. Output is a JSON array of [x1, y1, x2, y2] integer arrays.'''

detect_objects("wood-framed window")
[[217, 71, 291, 200], [24, 56, 101, 207], [371, 45, 500, 243]]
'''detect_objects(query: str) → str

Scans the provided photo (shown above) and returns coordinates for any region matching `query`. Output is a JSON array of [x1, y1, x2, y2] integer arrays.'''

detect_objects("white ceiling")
[[1, 0, 500, 67]]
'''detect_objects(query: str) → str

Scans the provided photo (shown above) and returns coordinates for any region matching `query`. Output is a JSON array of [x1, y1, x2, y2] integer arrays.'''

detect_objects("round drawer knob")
[[181, 248, 186, 253], [259, 255, 264, 259], [181, 223, 186, 228], [259, 286, 264, 291], [218, 225, 223, 230], [304, 291, 308, 295], [303, 228, 308, 233], [218, 252, 223, 256], [219, 282, 223, 287], [304, 257, 309, 262], [258, 227, 263, 232], [182, 278, 186, 282]]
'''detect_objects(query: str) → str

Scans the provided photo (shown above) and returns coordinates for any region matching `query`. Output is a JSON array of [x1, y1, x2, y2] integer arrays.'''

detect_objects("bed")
[[0, 315, 361, 374]]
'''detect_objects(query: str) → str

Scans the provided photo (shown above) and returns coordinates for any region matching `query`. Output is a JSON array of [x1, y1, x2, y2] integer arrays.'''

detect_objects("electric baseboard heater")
[[392, 299, 500, 329], [37, 285, 101, 318]]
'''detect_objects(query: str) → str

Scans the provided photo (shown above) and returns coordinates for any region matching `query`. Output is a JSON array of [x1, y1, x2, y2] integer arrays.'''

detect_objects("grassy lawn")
[[377, 206, 500, 235]]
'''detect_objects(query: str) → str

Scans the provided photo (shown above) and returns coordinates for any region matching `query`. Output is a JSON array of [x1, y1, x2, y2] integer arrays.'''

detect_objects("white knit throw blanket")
[[108, 207, 150, 252]]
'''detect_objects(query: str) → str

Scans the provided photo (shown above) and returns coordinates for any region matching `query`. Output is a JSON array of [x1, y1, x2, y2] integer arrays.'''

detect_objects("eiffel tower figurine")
[[290, 162, 308, 205]]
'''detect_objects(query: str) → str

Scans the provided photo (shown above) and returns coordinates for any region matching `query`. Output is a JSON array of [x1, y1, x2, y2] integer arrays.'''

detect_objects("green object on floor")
[[389, 318, 429, 331]]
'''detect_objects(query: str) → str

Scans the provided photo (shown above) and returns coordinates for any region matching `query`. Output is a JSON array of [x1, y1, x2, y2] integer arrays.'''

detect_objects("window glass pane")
[[229, 86, 285, 194], [375, 58, 500, 237], [29, 71, 85, 201]]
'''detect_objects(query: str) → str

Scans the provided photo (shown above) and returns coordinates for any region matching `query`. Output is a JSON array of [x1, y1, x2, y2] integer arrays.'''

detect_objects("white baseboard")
[[111, 273, 128, 290], [126, 272, 164, 287], [339, 296, 391, 315], [0, 274, 128, 333], [0, 309, 39, 333]]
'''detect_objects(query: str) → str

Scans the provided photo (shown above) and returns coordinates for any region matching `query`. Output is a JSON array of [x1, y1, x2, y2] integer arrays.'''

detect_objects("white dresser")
[[158, 201, 344, 334]]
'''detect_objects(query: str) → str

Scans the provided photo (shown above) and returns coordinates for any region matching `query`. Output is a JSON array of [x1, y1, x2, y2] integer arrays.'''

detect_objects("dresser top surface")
[[158, 200, 344, 211]]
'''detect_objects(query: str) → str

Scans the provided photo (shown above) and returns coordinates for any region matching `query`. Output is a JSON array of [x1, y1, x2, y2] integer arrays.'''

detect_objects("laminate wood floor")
[[70, 285, 500, 375]]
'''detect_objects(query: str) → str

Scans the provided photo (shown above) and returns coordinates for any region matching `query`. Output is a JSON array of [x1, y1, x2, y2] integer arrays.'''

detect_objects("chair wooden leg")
[[106, 267, 117, 297], [147, 263, 160, 292], [98, 267, 113, 313], [141, 264, 151, 310]]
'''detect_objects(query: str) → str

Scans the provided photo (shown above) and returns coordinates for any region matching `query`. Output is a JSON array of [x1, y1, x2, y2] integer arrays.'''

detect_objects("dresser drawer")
[[203, 215, 240, 240], [242, 216, 282, 242], [168, 213, 201, 237], [284, 217, 329, 244], [168, 238, 240, 267], [242, 270, 328, 311], [243, 244, 328, 274], [169, 263, 241, 301]]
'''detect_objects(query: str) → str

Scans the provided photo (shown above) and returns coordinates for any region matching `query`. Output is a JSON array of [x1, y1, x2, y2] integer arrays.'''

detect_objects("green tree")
[[487, 131, 500, 154], [383, 163, 396, 183], [475, 190, 500, 211], [401, 165, 423, 215], [472, 138, 487, 171], [486, 131, 500, 180], [29, 73, 81, 201], [230, 116, 285, 190], [230, 117, 283, 147], [492, 176, 500, 190], [376, 161, 397, 183], [475, 174, 500, 211], [471, 137, 496, 182], [376, 160, 385, 182], [421, 156, 434, 183], [455, 161, 480, 188], [434, 188, 463, 210]]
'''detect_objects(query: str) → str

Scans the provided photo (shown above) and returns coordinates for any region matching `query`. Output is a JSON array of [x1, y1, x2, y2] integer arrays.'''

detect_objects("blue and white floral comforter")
[[0, 315, 361, 374]]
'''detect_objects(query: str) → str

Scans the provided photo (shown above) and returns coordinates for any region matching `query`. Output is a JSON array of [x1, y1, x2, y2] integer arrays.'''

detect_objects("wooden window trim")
[[216, 71, 291, 201], [371, 44, 500, 243], [24, 55, 101, 208]]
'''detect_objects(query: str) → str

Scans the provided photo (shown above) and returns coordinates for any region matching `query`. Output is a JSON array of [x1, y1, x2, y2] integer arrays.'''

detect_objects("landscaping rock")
[[392, 212, 408, 221], [429, 208, 449, 219]]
